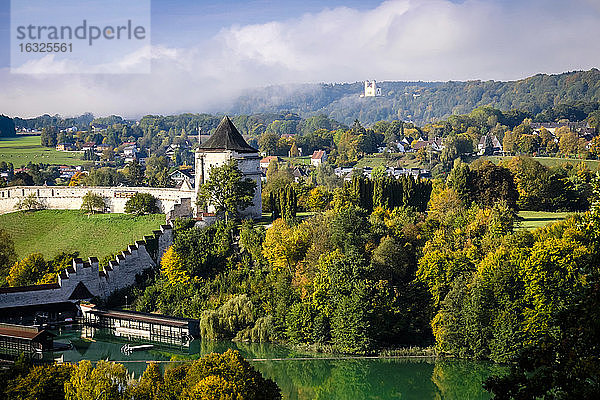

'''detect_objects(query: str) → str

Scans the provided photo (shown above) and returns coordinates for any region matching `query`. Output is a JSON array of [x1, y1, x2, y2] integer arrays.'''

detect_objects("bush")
[[125, 192, 158, 215]]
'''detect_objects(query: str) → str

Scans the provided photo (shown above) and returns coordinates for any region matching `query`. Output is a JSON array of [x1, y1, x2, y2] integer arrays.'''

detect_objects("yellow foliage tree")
[[262, 219, 310, 274], [7, 253, 48, 287], [160, 246, 190, 285], [69, 171, 86, 186]]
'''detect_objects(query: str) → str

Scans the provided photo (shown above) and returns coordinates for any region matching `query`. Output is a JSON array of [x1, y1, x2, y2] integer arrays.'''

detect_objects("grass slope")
[[517, 211, 573, 231], [0, 210, 165, 261], [0, 135, 86, 167]]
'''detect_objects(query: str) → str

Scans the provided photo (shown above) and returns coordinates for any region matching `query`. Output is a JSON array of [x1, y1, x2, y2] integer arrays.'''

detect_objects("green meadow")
[[517, 210, 574, 231], [0, 135, 86, 167], [0, 210, 165, 261]]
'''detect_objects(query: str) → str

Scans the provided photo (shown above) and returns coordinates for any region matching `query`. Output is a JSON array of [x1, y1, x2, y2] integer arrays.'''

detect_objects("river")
[[44, 327, 504, 400]]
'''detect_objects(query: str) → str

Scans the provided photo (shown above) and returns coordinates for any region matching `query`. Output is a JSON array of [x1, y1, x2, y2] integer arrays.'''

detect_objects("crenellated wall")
[[0, 186, 195, 217], [0, 224, 173, 309]]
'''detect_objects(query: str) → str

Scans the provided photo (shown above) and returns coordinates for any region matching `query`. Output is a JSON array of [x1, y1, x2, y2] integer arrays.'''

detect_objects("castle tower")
[[364, 80, 382, 97], [195, 116, 262, 219]]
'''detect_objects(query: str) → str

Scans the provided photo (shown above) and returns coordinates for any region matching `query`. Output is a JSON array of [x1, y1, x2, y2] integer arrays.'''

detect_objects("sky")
[[0, 0, 599, 118]]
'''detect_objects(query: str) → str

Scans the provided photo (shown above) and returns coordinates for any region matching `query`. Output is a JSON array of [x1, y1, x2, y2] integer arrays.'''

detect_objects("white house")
[[311, 150, 328, 167]]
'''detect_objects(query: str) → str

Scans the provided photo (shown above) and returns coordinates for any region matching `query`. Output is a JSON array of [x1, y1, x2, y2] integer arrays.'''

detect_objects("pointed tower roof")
[[198, 116, 257, 153]]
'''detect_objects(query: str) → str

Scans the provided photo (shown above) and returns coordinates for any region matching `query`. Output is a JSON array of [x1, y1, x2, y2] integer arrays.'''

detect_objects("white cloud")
[[1, 0, 599, 117]]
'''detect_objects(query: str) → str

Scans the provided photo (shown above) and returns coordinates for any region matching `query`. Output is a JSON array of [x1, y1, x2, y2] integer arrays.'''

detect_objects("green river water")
[[44, 328, 504, 400]]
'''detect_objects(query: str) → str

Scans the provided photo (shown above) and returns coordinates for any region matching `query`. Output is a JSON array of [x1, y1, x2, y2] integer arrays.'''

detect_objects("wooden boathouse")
[[80, 304, 199, 347], [0, 323, 55, 358]]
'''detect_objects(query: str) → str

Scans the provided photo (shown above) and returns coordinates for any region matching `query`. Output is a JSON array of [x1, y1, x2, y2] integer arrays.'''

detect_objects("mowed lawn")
[[0, 135, 86, 167], [0, 210, 165, 261], [517, 211, 573, 230]]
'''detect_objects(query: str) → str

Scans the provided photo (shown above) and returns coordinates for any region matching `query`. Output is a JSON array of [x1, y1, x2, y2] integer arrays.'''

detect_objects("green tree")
[[41, 126, 58, 147], [0, 228, 16, 284], [80, 191, 106, 214], [447, 159, 472, 203], [128, 362, 164, 400], [5, 363, 74, 400], [123, 161, 145, 186], [14, 193, 45, 211], [85, 167, 122, 186], [145, 156, 173, 187], [314, 163, 341, 190], [440, 135, 473, 167], [125, 193, 159, 215], [259, 131, 279, 155], [197, 159, 256, 223], [0, 115, 16, 138]]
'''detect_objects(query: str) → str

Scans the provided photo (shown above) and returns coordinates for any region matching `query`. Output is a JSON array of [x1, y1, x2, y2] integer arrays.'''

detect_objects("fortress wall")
[[0, 224, 173, 309], [0, 186, 195, 215]]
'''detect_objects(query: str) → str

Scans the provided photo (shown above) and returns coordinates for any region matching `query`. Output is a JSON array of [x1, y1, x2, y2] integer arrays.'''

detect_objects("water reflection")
[[44, 328, 502, 400]]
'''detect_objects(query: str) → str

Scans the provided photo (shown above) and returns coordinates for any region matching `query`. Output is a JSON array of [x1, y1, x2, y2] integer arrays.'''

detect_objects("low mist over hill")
[[229, 69, 600, 125]]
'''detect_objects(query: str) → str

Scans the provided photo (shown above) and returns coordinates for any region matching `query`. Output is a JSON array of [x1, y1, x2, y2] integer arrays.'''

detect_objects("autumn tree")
[[160, 245, 190, 285], [7, 253, 49, 286], [557, 127, 585, 156], [262, 219, 310, 274], [69, 171, 87, 186], [65, 360, 128, 400]]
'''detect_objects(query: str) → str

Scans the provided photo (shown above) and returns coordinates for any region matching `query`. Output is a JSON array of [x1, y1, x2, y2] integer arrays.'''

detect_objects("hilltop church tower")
[[195, 116, 262, 219]]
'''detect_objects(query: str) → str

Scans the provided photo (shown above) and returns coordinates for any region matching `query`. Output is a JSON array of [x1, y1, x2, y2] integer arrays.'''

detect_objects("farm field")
[[0, 210, 165, 261], [484, 155, 600, 170], [0, 135, 86, 167], [517, 210, 574, 230]]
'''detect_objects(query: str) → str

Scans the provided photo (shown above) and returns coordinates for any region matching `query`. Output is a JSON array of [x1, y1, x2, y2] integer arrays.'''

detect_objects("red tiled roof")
[[311, 150, 325, 159]]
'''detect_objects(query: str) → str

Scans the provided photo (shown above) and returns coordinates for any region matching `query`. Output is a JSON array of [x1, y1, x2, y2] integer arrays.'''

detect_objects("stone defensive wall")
[[0, 186, 195, 218], [0, 224, 173, 309]]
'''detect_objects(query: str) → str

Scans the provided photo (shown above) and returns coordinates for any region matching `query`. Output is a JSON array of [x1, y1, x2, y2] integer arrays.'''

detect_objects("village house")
[[477, 135, 503, 155], [95, 144, 112, 154], [91, 123, 108, 132], [292, 166, 308, 182], [169, 169, 195, 189], [260, 156, 280, 171], [56, 143, 76, 151], [81, 142, 96, 151], [311, 150, 328, 166], [531, 121, 589, 134], [412, 138, 444, 153]]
